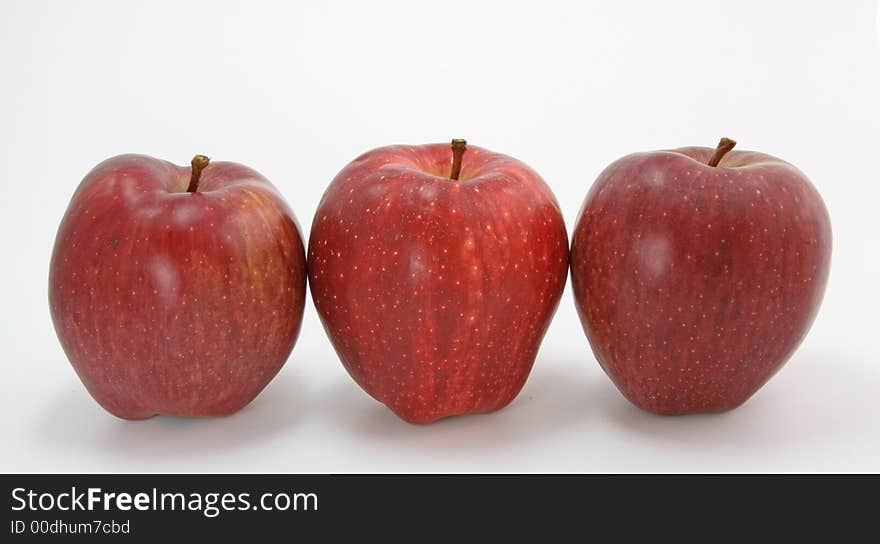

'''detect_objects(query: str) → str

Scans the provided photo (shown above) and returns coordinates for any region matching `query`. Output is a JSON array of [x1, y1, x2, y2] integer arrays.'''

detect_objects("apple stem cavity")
[[187, 155, 211, 193], [707, 137, 737, 167], [450, 139, 467, 180]]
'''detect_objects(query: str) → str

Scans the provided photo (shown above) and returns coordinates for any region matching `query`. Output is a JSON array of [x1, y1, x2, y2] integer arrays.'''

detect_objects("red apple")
[[49, 154, 306, 419], [309, 140, 568, 423], [571, 138, 831, 414]]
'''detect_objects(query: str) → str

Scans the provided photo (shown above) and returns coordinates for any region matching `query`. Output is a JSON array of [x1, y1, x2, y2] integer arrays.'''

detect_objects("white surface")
[[2, 0, 879, 472]]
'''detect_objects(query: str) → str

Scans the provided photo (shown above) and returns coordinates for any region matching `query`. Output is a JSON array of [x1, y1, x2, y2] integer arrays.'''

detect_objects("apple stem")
[[707, 137, 736, 167], [187, 155, 210, 193], [450, 139, 467, 180]]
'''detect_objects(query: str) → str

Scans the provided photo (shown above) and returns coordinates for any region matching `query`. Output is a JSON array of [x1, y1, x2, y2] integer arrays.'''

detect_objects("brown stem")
[[450, 139, 467, 180], [707, 137, 736, 167], [187, 155, 210, 193]]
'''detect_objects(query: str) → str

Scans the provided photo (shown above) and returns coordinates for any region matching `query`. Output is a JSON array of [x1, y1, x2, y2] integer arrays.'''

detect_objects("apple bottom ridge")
[[617, 392, 752, 417], [78, 371, 281, 421], [101, 402, 258, 421], [382, 396, 522, 425], [599, 359, 784, 416], [343, 360, 533, 425]]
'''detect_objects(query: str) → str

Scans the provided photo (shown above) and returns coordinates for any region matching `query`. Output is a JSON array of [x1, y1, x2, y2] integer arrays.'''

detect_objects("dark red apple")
[[49, 154, 306, 419], [309, 140, 568, 423], [571, 138, 831, 414]]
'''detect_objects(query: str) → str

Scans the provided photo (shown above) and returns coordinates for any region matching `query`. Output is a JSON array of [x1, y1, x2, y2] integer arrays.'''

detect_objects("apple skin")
[[308, 143, 568, 424], [49, 154, 306, 419], [571, 145, 831, 415]]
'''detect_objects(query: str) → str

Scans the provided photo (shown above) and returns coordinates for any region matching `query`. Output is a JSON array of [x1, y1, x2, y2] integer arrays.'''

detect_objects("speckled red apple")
[[571, 138, 831, 414], [309, 140, 569, 423], [49, 154, 306, 419]]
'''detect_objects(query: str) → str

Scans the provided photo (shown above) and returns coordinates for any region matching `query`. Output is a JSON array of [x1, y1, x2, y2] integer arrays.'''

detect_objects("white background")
[[2, 0, 878, 472]]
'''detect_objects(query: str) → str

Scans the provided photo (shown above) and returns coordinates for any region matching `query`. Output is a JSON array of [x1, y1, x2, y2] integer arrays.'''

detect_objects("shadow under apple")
[[29, 368, 307, 469], [601, 346, 879, 466], [318, 355, 606, 460]]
